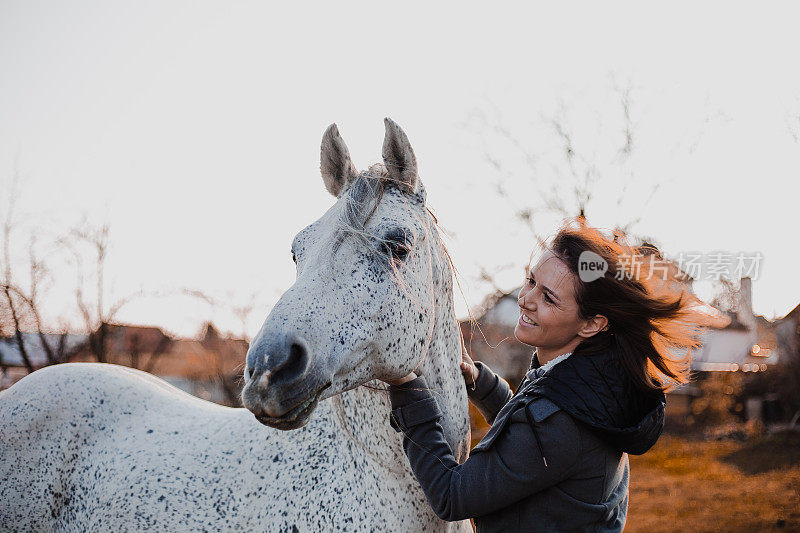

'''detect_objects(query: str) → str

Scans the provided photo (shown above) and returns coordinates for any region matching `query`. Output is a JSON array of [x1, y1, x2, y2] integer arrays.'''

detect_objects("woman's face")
[[514, 252, 588, 349]]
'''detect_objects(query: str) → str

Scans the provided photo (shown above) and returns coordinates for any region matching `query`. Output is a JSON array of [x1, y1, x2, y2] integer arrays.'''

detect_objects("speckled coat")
[[0, 363, 467, 531]]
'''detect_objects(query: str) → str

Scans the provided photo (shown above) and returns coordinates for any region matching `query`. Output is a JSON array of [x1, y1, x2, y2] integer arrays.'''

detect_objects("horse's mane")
[[334, 164, 416, 257], [339, 165, 390, 233]]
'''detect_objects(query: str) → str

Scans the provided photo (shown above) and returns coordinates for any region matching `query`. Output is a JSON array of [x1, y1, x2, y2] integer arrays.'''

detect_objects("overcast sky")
[[2, 1, 799, 338]]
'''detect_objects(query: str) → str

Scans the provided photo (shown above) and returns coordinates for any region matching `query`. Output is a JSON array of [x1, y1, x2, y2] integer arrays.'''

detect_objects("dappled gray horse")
[[0, 119, 471, 532]]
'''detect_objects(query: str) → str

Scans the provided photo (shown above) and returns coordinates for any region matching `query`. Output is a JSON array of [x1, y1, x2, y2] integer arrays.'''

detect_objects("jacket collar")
[[521, 347, 665, 455]]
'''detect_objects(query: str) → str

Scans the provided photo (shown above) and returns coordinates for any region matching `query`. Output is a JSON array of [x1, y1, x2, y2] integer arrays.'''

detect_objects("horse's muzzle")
[[244, 381, 331, 430]]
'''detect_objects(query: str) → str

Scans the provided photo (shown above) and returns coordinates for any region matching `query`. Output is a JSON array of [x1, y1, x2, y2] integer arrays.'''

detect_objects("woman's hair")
[[543, 218, 714, 394]]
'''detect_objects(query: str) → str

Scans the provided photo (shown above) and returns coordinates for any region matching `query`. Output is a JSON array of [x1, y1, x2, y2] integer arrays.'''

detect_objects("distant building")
[[3, 323, 248, 406], [157, 324, 248, 406], [774, 302, 800, 365], [69, 324, 174, 370], [691, 278, 780, 373]]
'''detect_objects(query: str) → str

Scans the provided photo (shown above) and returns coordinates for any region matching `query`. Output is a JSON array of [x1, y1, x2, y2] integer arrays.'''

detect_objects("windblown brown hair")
[[544, 218, 714, 394]]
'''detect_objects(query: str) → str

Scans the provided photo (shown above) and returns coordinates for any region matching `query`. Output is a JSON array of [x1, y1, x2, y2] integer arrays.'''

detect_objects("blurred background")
[[1, 2, 799, 530]]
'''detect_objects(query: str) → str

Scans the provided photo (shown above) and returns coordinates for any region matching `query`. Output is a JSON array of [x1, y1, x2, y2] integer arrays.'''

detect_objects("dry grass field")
[[627, 433, 800, 532]]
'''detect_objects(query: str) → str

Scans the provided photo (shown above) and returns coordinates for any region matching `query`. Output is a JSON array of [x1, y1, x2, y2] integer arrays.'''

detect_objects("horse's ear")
[[382, 118, 418, 193], [321, 123, 358, 197]]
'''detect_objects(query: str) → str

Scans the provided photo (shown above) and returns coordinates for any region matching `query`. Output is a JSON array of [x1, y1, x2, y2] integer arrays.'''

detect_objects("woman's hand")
[[383, 372, 418, 387], [460, 344, 479, 387]]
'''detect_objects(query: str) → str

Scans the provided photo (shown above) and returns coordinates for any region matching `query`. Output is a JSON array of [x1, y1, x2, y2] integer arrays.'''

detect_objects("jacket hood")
[[522, 347, 666, 455]]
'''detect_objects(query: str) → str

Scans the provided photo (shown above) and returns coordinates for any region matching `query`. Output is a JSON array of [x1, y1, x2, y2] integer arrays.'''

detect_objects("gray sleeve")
[[388, 380, 581, 522], [467, 361, 513, 424]]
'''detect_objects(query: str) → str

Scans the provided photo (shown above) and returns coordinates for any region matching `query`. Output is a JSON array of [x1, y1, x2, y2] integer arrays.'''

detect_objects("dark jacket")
[[388, 348, 666, 532]]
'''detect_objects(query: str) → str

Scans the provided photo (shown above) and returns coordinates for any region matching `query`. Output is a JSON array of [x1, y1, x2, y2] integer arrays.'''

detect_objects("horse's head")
[[242, 119, 444, 430]]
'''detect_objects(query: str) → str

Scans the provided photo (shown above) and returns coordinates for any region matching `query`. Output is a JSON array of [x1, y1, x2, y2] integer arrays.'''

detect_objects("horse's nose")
[[270, 335, 310, 384], [248, 333, 311, 388]]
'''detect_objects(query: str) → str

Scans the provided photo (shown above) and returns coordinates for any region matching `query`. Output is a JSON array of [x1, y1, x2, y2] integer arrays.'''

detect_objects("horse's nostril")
[[279, 342, 308, 381], [249, 334, 311, 387], [290, 342, 305, 361]]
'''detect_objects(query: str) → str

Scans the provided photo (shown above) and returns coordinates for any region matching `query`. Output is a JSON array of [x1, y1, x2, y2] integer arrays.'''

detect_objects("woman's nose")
[[518, 291, 535, 309]]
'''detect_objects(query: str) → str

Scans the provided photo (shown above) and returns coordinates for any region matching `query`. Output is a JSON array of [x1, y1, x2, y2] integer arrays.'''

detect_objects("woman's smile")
[[514, 251, 596, 360]]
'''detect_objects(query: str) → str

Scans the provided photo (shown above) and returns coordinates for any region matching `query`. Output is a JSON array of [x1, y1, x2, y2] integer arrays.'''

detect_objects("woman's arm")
[[467, 362, 513, 424], [388, 376, 580, 522]]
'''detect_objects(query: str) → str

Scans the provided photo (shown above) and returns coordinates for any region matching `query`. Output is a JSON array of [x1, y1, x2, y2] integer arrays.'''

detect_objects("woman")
[[383, 220, 710, 532]]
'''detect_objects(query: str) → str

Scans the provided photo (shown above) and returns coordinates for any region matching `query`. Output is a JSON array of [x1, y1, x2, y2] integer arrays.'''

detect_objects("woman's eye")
[[529, 276, 553, 303]]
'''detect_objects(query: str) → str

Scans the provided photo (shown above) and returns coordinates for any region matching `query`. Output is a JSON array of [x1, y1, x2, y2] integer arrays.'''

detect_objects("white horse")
[[0, 119, 471, 532]]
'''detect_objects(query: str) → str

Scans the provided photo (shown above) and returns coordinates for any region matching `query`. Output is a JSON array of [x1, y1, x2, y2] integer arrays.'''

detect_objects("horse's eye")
[[384, 240, 410, 261], [382, 228, 412, 262], [291, 251, 297, 263]]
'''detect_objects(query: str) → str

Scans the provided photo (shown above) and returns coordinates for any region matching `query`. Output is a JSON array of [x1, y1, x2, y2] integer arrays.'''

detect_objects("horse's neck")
[[332, 239, 469, 466], [415, 273, 469, 457]]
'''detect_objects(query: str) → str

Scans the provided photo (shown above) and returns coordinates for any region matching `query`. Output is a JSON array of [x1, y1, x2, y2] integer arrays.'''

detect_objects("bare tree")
[[506, 83, 645, 235], [1, 166, 171, 381], [63, 218, 139, 363], [709, 278, 742, 314], [0, 168, 33, 371], [1, 165, 74, 375], [468, 81, 655, 292]]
